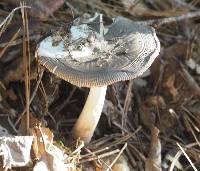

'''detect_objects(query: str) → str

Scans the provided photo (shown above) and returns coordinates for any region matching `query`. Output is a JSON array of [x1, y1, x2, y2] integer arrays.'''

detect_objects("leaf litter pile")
[[0, 0, 200, 170]]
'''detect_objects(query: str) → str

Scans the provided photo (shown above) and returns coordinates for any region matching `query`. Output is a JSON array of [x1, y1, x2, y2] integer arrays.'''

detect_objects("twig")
[[21, 2, 31, 133], [183, 115, 200, 146], [107, 127, 142, 148], [125, 147, 136, 167], [81, 147, 109, 158], [70, 141, 84, 155], [136, 11, 200, 26], [80, 149, 120, 163], [179, 62, 200, 97], [122, 80, 134, 133], [105, 143, 127, 171], [53, 87, 77, 117], [0, 5, 30, 36], [0, 29, 20, 59], [87, 133, 121, 148], [176, 143, 198, 171], [128, 143, 146, 162], [15, 68, 44, 126], [169, 142, 198, 171], [82, 147, 113, 171], [7, 116, 18, 134]]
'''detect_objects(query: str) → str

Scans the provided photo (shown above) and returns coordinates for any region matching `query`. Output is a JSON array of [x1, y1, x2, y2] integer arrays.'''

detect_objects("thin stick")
[[0, 6, 30, 36], [0, 29, 20, 59], [21, 3, 30, 132], [81, 147, 109, 158], [54, 87, 77, 117], [136, 11, 200, 26], [169, 142, 198, 171], [15, 68, 44, 126], [177, 143, 198, 171], [122, 80, 134, 132], [106, 143, 127, 171], [83, 147, 113, 171], [80, 149, 120, 163], [179, 62, 200, 97], [70, 141, 84, 155]]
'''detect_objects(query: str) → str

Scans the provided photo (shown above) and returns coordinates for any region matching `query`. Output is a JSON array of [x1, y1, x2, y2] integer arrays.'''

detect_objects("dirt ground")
[[0, 0, 200, 170]]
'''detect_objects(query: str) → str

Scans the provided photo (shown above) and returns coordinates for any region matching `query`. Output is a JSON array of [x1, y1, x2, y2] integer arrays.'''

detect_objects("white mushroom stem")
[[72, 86, 107, 143]]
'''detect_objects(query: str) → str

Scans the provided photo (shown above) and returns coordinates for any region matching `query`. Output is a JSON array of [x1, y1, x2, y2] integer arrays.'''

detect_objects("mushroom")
[[35, 14, 160, 143]]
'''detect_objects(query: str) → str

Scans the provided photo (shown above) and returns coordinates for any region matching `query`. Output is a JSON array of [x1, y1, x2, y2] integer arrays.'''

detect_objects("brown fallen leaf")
[[31, 126, 53, 160], [31, 125, 78, 171], [146, 95, 166, 109], [6, 88, 18, 101], [150, 42, 188, 89], [33, 143, 76, 171], [139, 105, 156, 130], [163, 74, 178, 101], [157, 109, 178, 135], [18, 113, 41, 135], [145, 127, 162, 171]]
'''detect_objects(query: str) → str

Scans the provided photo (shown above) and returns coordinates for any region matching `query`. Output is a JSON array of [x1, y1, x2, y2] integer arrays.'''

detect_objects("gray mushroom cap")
[[36, 14, 160, 87]]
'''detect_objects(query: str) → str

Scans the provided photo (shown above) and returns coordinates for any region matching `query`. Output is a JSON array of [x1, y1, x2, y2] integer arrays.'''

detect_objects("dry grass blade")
[[145, 127, 161, 171], [183, 115, 200, 146], [0, 29, 20, 59], [169, 143, 199, 171], [122, 80, 134, 132], [38, 80, 48, 114], [21, 2, 31, 133], [53, 87, 77, 116], [70, 141, 84, 156], [105, 143, 127, 171], [80, 149, 120, 163], [137, 10, 200, 26], [168, 149, 183, 171], [81, 147, 109, 158], [15, 68, 44, 126], [0, 5, 30, 36], [180, 62, 200, 97], [176, 143, 198, 171]]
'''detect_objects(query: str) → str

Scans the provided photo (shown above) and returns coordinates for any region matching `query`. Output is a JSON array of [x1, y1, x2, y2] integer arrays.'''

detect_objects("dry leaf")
[[163, 74, 178, 100], [157, 110, 177, 135], [33, 143, 75, 171], [147, 95, 166, 109], [6, 89, 17, 101], [31, 126, 53, 160], [145, 127, 162, 171], [32, 126, 76, 171], [18, 113, 41, 135], [139, 105, 156, 129]]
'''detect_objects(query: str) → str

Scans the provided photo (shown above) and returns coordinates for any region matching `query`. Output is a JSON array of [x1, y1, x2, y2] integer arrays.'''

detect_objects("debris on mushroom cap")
[[36, 13, 160, 87]]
